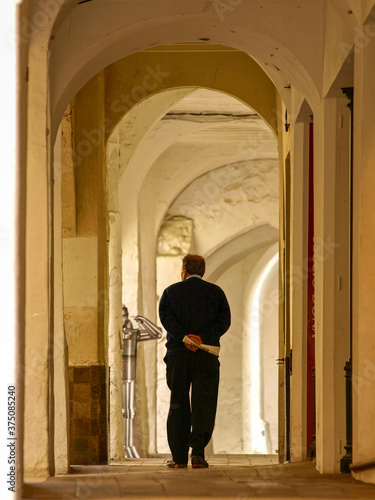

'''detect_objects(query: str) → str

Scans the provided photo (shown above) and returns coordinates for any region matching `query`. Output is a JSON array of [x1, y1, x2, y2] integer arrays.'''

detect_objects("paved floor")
[[23, 455, 375, 500]]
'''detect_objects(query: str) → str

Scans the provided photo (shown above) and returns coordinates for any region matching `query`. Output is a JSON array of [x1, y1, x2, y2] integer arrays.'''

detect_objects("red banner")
[[306, 121, 315, 456]]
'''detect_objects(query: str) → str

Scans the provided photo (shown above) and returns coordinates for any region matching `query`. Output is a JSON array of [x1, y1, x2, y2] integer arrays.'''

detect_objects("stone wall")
[[69, 366, 108, 465]]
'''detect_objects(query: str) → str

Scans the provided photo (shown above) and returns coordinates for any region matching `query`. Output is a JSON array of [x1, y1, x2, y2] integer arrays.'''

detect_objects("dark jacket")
[[159, 276, 231, 353]]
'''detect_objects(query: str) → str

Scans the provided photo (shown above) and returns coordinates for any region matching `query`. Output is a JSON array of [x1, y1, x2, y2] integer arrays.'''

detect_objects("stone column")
[[107, 128, 125, 461], [23, 13, 56, 480], [63, 73, 109, 465], [314, 97, 350, 473], [351, 26, 375, 484], [289, 120, 309, 462], [53, 126, 70, 474]]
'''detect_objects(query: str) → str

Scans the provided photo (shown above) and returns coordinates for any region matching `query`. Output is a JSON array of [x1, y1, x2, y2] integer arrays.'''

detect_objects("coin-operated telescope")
[[121, 305, 162, 458]]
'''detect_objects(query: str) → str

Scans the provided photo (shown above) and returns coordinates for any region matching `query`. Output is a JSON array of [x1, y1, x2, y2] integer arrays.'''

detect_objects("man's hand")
[[184, 334, 202, 352]]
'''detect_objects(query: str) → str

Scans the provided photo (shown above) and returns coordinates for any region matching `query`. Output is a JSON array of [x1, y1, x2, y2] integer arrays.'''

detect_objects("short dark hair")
[[182, 254, 206, 277]]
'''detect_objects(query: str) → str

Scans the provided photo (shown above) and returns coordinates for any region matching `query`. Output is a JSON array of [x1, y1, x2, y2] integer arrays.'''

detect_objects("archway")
[[22, 0, 332, 478]]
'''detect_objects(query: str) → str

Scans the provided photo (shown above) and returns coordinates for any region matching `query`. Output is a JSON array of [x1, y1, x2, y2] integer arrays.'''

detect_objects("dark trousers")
[[165, 349, 220, 464]]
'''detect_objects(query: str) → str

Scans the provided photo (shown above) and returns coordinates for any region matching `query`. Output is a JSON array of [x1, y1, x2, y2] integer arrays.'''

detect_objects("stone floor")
[[23, 455, 375, 499]]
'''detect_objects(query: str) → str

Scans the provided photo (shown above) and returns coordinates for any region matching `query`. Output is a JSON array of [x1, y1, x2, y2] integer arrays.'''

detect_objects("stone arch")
[[19, 0, 375, 482], [154, 230, 279, 454], [103, 49, 279, 140], [48, 2, 322, 134], [205, 225, 279, 282], [109, 83, 279, 315], [23, 0, 327, 477], [107, 84, 279, 456]]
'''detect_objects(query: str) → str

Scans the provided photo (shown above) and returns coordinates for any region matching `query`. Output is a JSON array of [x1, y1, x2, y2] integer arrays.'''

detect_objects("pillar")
[[289, 119, 309, 462], [23, 7, 56, 480], [314, 97, 350, 473], [15, 0, 29, 492], [107, 128, 125, 461], [62, 74, 109, 465], [53, 126, 70, 474], [351, 23, 375, 484]]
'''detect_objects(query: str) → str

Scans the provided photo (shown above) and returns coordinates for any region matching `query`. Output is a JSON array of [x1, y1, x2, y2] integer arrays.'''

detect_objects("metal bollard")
[[121, 305, 162, 458]]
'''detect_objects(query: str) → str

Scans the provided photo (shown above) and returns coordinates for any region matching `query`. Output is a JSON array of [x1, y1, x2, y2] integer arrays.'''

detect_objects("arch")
[[155, 232, 279, 454], [205, 225, 279, 283], [103, 48, 279, 139], [109, 83, 279, 455], [112, 84, 279, 314], [48, 2, 322, 134]]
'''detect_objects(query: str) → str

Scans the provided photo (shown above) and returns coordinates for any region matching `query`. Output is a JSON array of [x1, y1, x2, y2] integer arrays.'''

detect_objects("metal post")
[[340, 359, 352, 472], [308, 364, 316, 460], [121, 306, 140, 458], [121, 305, 162, 459], [340, 87, 353, 473], [285, 352, 291, 462]]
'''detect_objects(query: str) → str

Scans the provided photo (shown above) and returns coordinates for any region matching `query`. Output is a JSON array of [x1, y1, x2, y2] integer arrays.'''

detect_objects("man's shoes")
[[166, 460, 187, 468], [191, 455, 209, 468]]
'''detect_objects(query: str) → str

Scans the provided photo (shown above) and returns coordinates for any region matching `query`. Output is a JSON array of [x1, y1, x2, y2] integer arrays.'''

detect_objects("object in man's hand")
[[184, 334, 202, 352], [183, 335, 220, 357]]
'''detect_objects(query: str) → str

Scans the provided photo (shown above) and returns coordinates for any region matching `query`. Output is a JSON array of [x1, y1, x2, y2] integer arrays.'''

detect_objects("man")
[[159, 254, 231, 468]]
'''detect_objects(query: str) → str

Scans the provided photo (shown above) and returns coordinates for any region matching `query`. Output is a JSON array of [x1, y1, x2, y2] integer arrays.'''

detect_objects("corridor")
[[23, 456, 375, 500], [7, 0, 375, 496]]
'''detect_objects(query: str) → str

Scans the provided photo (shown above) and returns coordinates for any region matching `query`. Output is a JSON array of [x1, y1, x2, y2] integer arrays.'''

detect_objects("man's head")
[[181, 254, 206, 280]]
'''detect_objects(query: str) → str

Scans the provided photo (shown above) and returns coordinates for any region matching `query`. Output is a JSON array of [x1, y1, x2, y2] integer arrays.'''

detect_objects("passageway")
[[13, 1, 375, 496], [23, 456, 375, 499]]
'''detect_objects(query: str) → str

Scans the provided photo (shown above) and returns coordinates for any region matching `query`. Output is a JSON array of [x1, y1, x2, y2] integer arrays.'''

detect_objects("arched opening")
[[103, 70, 281, 459], [17, 0, 375, 494], [134, 89, 280, 457], [24, 0, 362, 484]]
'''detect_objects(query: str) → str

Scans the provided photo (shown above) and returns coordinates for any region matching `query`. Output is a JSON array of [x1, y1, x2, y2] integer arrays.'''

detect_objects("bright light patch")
[[249, 251, 278, 453]]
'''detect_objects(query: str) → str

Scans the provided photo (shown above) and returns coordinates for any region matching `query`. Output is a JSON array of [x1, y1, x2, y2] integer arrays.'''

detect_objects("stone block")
[[74, 366, 91, 383], [69, 365, 108, 465], [63, 237, 98, 308], [72, 418, 91, 436], [72, 382, 91, 402], [91, 418, 99, 435], [73, 436, 90, 453], [91, 384, 100, 400], [73, 401, 91, 419], [64, 307, 99, 365]]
